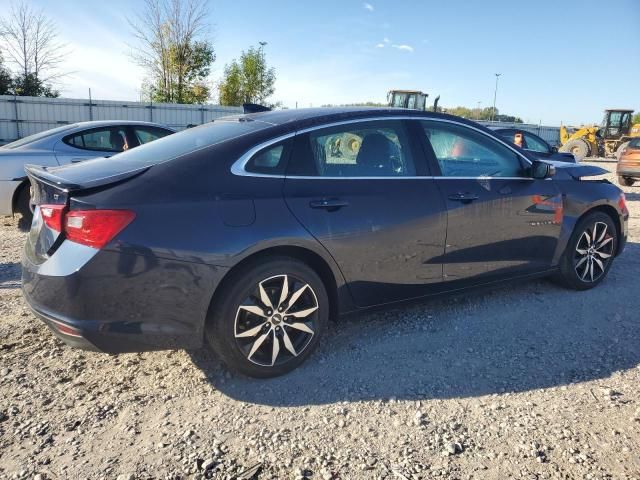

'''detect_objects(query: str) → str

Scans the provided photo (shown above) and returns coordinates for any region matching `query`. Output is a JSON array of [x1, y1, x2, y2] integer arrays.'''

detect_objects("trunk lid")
[[24, 162, 148, 264]]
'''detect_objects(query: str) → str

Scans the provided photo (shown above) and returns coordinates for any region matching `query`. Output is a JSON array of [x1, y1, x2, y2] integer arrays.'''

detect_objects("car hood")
[[545, 160, 609, 179]]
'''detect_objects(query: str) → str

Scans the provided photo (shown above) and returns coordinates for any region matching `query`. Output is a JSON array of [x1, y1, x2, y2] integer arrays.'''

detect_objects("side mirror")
[[532, 160, 556, 179], [550, 146, 559, 153]]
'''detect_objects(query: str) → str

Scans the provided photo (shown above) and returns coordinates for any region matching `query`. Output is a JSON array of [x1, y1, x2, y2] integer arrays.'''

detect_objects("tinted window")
[[523, 133, 550, 153], [421, 121, 524, 177], [246, 143, 287, 175], [134, 126, 172, 145], [82, 119, 270, 171], [629, 138, 640, 148], [290, 120, 415, 177], [64, 127, 129, 152]]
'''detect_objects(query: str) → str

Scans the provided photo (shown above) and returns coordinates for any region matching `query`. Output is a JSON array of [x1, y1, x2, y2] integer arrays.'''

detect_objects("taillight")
[[40, 204, 66, 232], [65, 210, 136, 249]]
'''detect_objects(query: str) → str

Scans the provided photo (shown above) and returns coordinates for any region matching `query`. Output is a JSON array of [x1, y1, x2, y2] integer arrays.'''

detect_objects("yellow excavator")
[[560, 109, 640, 161]]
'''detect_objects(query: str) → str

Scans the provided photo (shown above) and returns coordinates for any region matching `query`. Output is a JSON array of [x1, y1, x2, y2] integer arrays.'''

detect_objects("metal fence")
[[477, 120, 561, 146], [0, 95, 243, 144]]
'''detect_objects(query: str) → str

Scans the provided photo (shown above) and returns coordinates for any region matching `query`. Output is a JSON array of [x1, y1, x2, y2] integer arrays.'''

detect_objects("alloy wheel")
[[573, 221, 614, 283], [234, 274, 319, 367]]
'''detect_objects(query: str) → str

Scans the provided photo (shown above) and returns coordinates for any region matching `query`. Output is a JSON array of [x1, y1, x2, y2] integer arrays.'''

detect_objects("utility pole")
[[259, 41, 267, 104], [491, 73, 501, 122]]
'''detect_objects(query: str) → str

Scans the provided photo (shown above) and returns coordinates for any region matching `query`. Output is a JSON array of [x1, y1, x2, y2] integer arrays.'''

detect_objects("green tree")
[[633, 112, 640, 125], [218, 46, 276, 106], [12, 72, 59, 97], [445, 105, 522, 123], [131, 0, 215, 104]]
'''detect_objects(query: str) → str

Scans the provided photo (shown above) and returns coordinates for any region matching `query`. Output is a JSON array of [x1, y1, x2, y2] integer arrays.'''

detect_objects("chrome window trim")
[[230, 115, 533, 179]]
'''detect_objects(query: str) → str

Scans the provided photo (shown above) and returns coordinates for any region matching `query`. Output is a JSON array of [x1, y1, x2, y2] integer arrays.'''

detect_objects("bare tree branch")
[[0, 1, 70, 95]]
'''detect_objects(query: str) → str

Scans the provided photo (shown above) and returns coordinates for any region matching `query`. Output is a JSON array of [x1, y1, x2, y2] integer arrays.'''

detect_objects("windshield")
[[2, 124, 78, 149]]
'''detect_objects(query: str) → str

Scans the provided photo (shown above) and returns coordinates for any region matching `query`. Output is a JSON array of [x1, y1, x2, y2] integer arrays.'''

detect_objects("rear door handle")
[[309, 198, 349, 211], [71, 158, 88, 163], [448, 193, 479, 203]]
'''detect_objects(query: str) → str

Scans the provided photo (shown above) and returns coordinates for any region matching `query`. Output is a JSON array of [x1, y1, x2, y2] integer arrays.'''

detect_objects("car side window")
[[523, 133, 549, 154], [64, 127, 129, 153], [420, 121, 524, 178], [134, 127, 172, 145], [289, 120, 416, 177], [245, 142, 288, 175]]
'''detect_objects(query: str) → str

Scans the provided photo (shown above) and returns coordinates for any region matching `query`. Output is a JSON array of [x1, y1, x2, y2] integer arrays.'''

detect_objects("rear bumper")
[[22, 242, 229, 353], [617, 169, 640, 178]]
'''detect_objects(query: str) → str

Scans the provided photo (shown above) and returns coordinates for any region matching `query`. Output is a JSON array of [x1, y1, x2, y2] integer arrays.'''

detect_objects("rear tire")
[[618, 176, 635, 187], [560, 139, 590, 162], [205, 257, 329, 378], [556, 212, 617, 290], [15, 183, 33, 231]]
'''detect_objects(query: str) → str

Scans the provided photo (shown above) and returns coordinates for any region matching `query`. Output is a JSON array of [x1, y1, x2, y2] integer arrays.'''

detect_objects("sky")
[[14, 0, 640, 125]]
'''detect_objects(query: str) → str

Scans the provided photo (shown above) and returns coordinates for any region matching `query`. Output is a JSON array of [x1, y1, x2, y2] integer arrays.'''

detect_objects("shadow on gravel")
[[0, 262, 22, 289], [190, 242, 640, 407]]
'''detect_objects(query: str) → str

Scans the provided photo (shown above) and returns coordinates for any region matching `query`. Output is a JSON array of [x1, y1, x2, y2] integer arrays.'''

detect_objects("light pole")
[[491, 73, 501, 122], [259, 41, 267, 103], [476, 101, 482, 120]]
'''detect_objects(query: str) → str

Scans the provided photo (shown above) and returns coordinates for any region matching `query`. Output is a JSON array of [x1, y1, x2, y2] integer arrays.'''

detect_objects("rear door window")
[[133, 126, 173, 145], [289, 120, 416, 177], [64, 127, 129, 152]]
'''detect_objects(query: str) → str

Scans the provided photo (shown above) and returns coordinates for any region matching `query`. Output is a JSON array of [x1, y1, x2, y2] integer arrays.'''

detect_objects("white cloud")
[[383, 37, 390, 44], [375, 43, 385, 48], [392, 44, 414, 52], [363, 3, 374, 11]]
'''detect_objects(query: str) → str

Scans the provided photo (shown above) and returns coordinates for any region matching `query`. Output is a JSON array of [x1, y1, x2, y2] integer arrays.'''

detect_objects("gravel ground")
[[1, 160, 639, 480]]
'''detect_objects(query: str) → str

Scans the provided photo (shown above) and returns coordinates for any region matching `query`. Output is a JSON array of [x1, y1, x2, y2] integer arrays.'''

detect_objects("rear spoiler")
[[25, 164, 150, 192], [243, 103, 271, 114]]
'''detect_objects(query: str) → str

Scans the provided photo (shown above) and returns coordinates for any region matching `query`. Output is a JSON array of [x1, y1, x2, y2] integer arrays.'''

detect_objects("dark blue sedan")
[[22, 108, 628, 377]]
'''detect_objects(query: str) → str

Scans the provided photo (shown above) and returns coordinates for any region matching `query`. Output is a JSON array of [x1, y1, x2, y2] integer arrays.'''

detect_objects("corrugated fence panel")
[[478, 121, 561, 146], [0, 95, 243, 143]]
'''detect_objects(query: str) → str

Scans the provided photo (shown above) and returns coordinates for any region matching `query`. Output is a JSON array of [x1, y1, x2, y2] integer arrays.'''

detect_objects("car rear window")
[[84, 119, 270, 171], [629, 138, 640, 148]]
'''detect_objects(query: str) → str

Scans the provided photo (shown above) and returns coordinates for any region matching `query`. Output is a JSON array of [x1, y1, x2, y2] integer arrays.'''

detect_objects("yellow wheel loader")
[[560, 109, 640, 161]]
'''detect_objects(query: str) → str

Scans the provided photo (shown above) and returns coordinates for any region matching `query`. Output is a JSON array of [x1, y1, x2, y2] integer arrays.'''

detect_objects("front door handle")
[[448, 193, 479, 203], [309, 198, 349, 211]]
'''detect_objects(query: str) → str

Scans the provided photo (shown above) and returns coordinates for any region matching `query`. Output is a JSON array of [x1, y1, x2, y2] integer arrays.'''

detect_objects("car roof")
[[65, 120, 175, 130], [223, 107, 484, 131]]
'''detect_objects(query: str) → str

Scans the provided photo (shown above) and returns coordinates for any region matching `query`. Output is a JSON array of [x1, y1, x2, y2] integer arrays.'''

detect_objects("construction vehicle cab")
[[601, 109, 633, 140], [387, 90, 428, 110]]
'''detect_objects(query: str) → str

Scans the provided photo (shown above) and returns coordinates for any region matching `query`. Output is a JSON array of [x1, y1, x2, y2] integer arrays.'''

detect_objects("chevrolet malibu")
[[22, 108, 628, 377]]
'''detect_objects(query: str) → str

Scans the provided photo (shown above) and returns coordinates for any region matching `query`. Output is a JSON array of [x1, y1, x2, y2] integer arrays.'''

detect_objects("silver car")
[[0, 120, 174, 227]]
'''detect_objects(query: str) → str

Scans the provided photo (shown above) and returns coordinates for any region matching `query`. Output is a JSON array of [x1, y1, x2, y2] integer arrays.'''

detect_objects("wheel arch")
[[576, 204, 623, 255], [205, 244, 349, 332], [11, 178, 29, 214]]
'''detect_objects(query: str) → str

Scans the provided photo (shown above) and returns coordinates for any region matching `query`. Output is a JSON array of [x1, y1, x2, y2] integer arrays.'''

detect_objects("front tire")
[[206, 257, 329, 378], [618, 176, 635, 187], [560, 139, 590, 162], [557, 212, 617, 290]]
